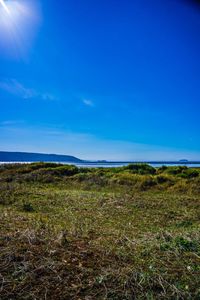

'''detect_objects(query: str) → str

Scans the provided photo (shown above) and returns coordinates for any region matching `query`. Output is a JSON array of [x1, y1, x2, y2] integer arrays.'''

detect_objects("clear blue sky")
[[0, 0, 200, 160]]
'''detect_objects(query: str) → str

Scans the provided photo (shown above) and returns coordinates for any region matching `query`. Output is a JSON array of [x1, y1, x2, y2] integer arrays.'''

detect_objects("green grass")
[[0, 163, 200, 299]]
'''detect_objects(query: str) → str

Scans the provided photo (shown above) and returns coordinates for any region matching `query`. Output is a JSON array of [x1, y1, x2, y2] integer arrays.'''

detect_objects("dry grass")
[[0, 164, 200, 299]]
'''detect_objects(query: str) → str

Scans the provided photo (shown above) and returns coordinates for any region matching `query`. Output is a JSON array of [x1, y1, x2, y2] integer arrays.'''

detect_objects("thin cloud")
[[0, 79, 36, 99], [0, 120, 25, 126], [83, 99, 94, 107], [0, 79, 57, 101]]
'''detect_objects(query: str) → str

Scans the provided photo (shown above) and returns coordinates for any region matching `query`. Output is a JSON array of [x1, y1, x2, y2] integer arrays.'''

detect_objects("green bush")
[[125, 164, 156, 175], [179, 169, 199, 179], [27, 162, 63, 171], [50, 165, 79, 176], [157, 165, 168, 173], [71, 173, 90, 182], [160, 236, 199, 253], [156, 175, 171, 184], [164, 166, 188, 175], [35, 165, 79, 177], [23, 202, 35, 212], [174, 237, 199, 252], [110, 173, 140, 186], [136, 176, 157, 191]]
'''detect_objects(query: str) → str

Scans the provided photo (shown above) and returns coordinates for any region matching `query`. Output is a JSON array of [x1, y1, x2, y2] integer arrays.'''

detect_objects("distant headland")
[[0, 151, 82, 163]]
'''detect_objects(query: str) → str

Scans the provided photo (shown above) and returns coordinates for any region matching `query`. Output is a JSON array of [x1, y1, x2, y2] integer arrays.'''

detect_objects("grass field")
[[0, 163, 200, 299]]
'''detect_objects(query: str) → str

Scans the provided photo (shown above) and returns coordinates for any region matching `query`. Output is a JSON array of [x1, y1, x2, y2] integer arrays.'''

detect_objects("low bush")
[[110, 173, 140, 186], [136, 175, 157, 191], [163, 166, 188, 175], [156, 175, 173, 184], [124, 163, 156, 175], [23, 202, 35, 212], [160, 236, 200, 253], [33, 165, 79, 177], [157, 165, 168, 173], [49, 165, 79, 176], [178, 169, 199, 179], [174, 236, 199, 252]]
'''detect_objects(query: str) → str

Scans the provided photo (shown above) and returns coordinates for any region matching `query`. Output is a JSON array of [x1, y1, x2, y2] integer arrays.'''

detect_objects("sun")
[[0, 0, 41, 59]]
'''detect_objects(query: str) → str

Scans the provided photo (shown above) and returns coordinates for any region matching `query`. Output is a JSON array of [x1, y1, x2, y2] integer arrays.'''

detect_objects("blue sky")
[[0, 0, 200, 160]]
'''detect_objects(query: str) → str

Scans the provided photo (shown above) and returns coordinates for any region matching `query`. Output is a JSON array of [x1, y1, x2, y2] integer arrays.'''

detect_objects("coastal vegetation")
[[0, 163, 200, 299]]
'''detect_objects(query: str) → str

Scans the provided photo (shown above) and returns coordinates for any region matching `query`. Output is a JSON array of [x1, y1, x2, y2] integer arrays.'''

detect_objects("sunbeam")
[[0, 0, 10, 14], [0, 0, 41, 59]]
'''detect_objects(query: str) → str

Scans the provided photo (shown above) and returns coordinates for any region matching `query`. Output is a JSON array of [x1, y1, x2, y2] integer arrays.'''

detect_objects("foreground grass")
[[0, 164, 200, 299]]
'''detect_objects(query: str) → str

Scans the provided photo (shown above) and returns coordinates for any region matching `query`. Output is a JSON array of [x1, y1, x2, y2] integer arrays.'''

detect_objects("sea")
[[0, 161, 200, 168]]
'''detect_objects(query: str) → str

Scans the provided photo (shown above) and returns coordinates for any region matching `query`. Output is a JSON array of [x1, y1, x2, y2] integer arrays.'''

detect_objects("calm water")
[[0, 161, 200, 168], [75, 162, 200, 168]]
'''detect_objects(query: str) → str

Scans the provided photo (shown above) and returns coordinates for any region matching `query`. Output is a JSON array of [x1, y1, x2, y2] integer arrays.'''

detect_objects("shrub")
[[175, 220, 193, 228], [34, 165, 79, 177], [125, 164, 156, 175], [174, 237, 199, 252], [164, 166, 188, 175], [71, 173, 89, 182], [136, 176, 157, 191], [50, 166, 79, 176], [156, 175, 171, 184], [157, 165, 168, 173], [23, 203, 35, 212], [160, 236, 199, 253], [110, 173, 140, 186], [179, 169, 199, 179], [78, 167, 92, 173]]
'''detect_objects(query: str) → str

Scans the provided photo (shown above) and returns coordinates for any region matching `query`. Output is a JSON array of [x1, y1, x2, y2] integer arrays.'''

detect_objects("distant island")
[[97, 160, 107, 163], [0, 151, 82, 163]]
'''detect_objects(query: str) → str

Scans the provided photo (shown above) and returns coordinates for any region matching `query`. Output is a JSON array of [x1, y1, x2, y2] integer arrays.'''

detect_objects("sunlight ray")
[[0, 0, 41, 59], [0, 0, 10, 14]]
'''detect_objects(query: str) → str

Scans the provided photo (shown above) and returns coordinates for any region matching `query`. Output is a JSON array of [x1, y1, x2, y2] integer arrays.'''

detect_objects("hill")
[[0, 151, 82, 162]]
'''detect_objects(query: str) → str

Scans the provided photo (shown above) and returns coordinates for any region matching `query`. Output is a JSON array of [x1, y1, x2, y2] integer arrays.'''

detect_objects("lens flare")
[[0, 0, 10, 14], [0, 0, 41, 59]]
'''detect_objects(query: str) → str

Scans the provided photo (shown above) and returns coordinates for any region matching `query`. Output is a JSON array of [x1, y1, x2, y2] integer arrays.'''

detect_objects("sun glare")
[[0, 0, 10, 14], [0, 0, 41, 58]]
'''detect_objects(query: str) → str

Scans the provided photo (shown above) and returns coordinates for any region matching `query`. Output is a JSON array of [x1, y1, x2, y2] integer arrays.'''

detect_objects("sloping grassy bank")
[[0, 163, 200, 299]]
